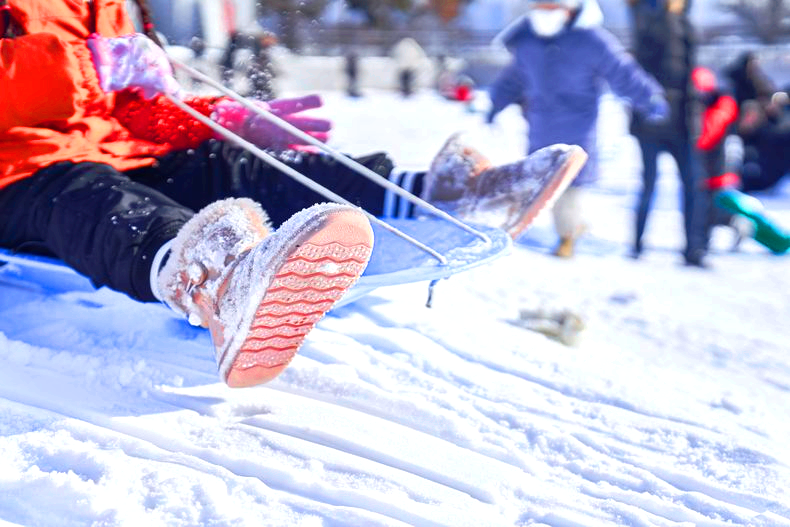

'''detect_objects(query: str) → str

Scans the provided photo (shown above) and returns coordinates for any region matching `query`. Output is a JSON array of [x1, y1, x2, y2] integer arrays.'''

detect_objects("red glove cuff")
[[113, 93, 223, 150]]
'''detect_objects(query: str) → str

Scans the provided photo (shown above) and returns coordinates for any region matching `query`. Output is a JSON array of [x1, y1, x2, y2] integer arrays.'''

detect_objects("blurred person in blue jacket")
[[487, 0, 668, 257]]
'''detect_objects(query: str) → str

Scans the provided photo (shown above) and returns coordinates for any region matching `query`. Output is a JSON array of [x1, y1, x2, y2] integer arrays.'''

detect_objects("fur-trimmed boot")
[[157, 198, 374, 388], [423, 134, 587, 239]]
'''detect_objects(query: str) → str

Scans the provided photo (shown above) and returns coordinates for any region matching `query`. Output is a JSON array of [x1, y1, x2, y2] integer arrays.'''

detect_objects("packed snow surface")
[[1, 90, 789, 526]]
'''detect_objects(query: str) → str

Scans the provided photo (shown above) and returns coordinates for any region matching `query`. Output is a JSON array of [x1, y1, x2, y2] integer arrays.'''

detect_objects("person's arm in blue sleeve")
[[591, 28, 665, 116], [487, 60, 526, 123]]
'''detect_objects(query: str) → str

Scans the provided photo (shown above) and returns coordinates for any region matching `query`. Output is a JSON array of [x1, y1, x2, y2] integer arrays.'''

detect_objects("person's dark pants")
[[0, 140, 394, 302], [399, 69, 414, 97], [634, 136, 707, 259], [220, 32, 243, 86]]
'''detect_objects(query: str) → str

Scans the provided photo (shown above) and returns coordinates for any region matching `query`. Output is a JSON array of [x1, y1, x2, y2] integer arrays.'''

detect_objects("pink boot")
[[158, 198, 374, 387]]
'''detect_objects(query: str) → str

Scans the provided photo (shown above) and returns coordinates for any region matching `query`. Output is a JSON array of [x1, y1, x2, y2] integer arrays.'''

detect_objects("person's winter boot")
[[158, 198, 374, 388], [422, 133, 494, 203], [629, 239, 643, 259], [554, 236, 576, 258], [729, 214, 755, 252], [683, 247, 709, 268], [423, 134, 587, 239]]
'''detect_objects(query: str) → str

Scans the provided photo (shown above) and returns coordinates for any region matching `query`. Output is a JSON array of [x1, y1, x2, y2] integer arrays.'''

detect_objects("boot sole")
[[224, 207, 373, 388], [506, 146, 588, 240]]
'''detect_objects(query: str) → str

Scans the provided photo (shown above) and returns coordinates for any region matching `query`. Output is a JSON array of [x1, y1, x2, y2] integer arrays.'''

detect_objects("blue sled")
[[0, 218, 512, 307]]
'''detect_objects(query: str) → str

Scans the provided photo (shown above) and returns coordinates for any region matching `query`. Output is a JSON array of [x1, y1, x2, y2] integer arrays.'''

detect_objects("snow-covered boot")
[[423, 134, 587, 239], [421, 133, 494, 203], [158, 198, 374, 388]]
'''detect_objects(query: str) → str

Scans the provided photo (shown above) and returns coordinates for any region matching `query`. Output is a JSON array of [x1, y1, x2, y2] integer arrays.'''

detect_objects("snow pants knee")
[[0, 161, 193, 302], [0, 140, 395, 302]]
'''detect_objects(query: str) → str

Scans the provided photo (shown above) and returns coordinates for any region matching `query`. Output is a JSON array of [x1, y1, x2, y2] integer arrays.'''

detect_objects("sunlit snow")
[[0, 88, 788, 526]]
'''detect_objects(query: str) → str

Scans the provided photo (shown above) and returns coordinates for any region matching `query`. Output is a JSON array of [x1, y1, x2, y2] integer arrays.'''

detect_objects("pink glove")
[[87, 33, 183, 99], [211, 95, 331, 152]]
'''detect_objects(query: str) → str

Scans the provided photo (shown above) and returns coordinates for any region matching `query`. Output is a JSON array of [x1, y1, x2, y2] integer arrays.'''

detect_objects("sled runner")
[[0, 219, 510, 306]]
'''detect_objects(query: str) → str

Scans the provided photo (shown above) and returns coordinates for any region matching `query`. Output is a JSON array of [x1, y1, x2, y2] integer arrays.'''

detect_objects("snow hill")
[[0, 90, 789, 526]]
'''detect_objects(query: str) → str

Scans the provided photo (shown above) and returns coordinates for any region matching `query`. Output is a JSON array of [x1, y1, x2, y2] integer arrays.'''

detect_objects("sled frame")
[[166, 58, 496, 268]]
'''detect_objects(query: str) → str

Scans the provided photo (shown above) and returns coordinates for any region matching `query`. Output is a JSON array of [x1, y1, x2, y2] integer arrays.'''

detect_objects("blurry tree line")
[[265, 0, 790, 49], [152, 0, 790, 52], [717, 0, 790, 44], [256, 0, 471, 49]]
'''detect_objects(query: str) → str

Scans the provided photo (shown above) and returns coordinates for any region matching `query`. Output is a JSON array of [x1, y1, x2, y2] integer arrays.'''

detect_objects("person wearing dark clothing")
[[690, 67, 741, 245], [220, 31, 278, 101], [725, 52, 790, 192], [247, 32, 278, 101], [739, 108, 790, 192], [725, 52, 776, 108], [627, 0, 707, 265], [691, 66, 790, 255], [345, 51, 362, 98], [738, 100, 790, 192]]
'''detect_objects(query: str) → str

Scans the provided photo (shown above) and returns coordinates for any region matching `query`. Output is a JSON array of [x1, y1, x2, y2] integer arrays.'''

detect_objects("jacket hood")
[[492, 0, 604, 49]]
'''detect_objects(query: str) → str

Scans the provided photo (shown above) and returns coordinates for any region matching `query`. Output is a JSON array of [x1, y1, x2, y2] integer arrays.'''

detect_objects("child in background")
[[486, 0, 668, 257]]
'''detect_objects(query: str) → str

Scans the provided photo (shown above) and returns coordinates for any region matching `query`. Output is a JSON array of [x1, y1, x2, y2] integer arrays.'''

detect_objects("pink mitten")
[[87, 33, 182, 99], [211, 95, 332, 152]]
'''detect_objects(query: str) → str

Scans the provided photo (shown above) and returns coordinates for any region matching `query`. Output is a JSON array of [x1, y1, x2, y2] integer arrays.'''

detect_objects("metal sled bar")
[[166, 94, 449, 264], [168, 58, 491, 246]]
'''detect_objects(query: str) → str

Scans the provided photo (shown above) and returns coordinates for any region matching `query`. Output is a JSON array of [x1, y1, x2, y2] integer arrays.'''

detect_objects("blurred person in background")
[[392, 37, 426, 97], [221, 28, 279, 101], [690, 66, 790, 255], [246, 30, 278, 101], [486, 0, 669, 258], [725, 52, 790, 193], [344, 50, 362, 98], [725, 51, 776, 111], [627, 0, 709, 266]]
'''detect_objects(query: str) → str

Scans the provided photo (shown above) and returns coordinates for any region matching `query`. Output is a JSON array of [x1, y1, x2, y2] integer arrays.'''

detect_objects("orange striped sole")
[[225, 212, 373, 388]]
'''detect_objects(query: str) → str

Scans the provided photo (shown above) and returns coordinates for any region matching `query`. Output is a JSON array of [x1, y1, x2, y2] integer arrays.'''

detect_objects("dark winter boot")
[[158, 198, 374, 388]]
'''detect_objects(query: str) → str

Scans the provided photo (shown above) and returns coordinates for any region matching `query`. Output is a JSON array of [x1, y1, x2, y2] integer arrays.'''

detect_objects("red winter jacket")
[[0, 0, 217, 190], [697, 95, 739, 151]]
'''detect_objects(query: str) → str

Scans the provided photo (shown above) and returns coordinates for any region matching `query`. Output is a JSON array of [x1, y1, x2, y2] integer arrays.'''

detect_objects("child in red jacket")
[[691, 67, 790, 256], [0, 0, 586, 387]]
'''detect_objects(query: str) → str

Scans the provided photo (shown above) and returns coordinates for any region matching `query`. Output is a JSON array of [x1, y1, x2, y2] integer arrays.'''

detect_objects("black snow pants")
[[0, 140, 395, 302]]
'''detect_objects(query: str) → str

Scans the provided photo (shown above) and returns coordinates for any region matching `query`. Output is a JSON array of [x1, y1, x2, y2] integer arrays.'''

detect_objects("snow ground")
[[0, 90, 789, 526]]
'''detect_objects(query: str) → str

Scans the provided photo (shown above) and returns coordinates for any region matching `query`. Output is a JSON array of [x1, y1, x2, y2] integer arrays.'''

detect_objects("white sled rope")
[[0, 60, 512, 306]]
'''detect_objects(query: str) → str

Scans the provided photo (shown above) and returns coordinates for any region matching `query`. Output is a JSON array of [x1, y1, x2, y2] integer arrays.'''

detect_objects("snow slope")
[[1, 90, 789, 526]]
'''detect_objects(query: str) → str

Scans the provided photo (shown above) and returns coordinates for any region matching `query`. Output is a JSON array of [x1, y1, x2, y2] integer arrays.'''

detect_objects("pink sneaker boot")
[[158, 198, 374, 388]]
